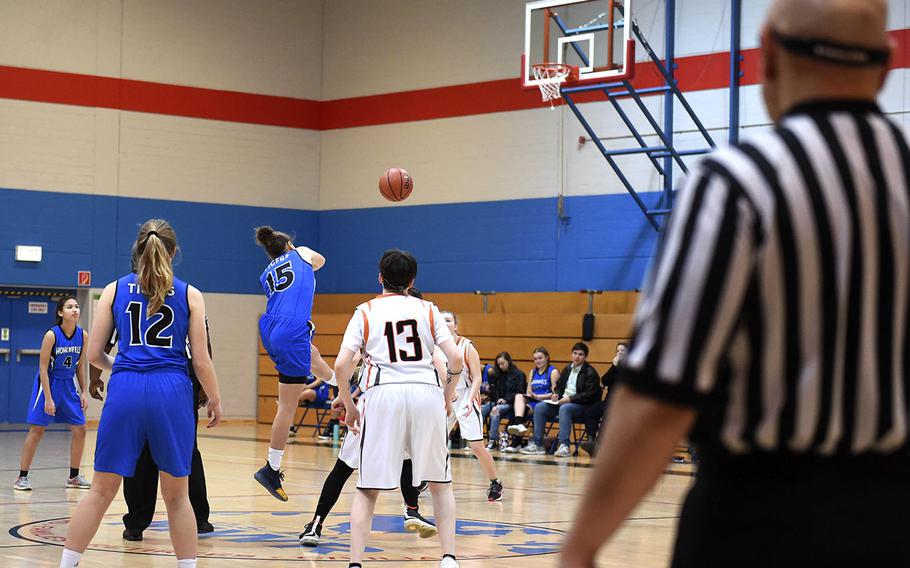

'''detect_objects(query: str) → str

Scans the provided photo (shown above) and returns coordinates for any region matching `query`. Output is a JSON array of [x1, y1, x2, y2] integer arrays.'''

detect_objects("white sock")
[[177, 559, 197, 567], [267, 447, 284, 470], [328, 371, 337, 386], [60, 548, 82, 567]]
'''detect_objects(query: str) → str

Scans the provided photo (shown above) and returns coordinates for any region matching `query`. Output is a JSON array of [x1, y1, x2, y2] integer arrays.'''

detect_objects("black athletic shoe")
[[122, 528, 143, 541], [254, 462, 288, 502], [417, 481, 429, 494], [403, 507, 437, 538], [487, 479, 504, 502], [299, 518, 323, 546], [198, 521, 214, 534]]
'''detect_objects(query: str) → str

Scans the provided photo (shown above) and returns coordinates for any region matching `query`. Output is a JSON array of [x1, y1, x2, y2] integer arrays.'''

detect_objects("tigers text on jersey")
[[111, 273, 190, 374], [340, 294, 453, 387], [259, 249, 315, 321], [46, 325, 84, 380]]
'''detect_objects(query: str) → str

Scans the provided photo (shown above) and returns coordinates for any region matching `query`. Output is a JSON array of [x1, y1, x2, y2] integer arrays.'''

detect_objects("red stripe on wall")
[[1, 28, 907, 130], [0, 65, 321, 129]]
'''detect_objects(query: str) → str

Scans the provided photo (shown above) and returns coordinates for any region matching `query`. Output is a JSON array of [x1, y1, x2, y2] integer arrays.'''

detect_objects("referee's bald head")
[[761, 0, 892, 121]]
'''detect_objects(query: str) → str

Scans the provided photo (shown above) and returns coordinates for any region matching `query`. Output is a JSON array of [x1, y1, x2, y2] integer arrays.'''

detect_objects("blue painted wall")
[[0, 187, 659, 294], [0, 187, 317, 295]]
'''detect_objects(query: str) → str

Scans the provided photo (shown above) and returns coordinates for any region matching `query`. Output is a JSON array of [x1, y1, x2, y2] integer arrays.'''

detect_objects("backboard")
[[522, 0, 634, 89]]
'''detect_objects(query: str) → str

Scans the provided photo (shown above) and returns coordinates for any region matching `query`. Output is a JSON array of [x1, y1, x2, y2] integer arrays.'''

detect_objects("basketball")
[[379, 168, 413, 202]]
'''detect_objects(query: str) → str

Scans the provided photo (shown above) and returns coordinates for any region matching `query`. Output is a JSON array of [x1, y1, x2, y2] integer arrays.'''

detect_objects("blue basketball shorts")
[[94, 370, 195, 477], [26, 376, 85, 427], [259, 314, 314, 382]]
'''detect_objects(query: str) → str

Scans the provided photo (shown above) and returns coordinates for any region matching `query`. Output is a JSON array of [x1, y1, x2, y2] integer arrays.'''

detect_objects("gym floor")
[[0, 423, 694, 567]]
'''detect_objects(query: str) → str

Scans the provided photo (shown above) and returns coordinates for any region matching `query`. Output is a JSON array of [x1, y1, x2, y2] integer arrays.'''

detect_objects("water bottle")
[[499, 431, 509, 452], [332, 423, 340, 442]]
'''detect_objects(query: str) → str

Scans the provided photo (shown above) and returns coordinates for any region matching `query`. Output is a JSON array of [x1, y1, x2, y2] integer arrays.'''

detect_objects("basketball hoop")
[[531, 63, 578, 106]]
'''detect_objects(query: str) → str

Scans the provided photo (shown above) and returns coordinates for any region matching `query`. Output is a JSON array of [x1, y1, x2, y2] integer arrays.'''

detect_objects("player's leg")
[[428, 482, 457, 560], [408, 385, 456, 563], [257, 379, 306, 501], [60, 471, 123, 564], [16, 426, 45, 490], [402, 458, 437, 538], [456, 397, 502, 500], [350, 488, 380, 564], [66, 424, 90, 488], [353, 386, 407, 561], [159, 471, 197, 561], [300, 458, 356, 546], [310, 344, 334, 382]]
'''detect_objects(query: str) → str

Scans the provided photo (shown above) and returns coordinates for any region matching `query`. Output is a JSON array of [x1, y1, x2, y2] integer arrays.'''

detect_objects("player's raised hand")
[[345, 405, 362, 434], [206, 396, 223, 428]]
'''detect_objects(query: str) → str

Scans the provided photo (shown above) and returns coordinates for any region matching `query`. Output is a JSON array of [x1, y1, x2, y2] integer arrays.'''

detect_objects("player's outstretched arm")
[[296, 246, 326, 271], [87, 283, 117, 372], [187, 286, 222, 427], [560, 386, 695, 567]]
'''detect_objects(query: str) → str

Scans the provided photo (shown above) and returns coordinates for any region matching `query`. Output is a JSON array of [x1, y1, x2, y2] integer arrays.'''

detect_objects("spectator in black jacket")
[[521, 343, 600, 457], [579, 342, 627, 457], [482, 352, 527, 450]]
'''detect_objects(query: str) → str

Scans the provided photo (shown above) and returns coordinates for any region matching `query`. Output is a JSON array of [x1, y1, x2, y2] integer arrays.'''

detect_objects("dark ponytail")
[[255, 226, 293, 259]]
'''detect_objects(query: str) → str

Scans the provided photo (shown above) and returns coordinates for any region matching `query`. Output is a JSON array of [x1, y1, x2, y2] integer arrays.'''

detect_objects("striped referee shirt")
[[622, 100, 910, 459]]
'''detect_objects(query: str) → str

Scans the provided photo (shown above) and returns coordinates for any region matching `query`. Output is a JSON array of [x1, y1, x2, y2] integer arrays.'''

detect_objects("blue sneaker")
[[254, 462, 288, 502]]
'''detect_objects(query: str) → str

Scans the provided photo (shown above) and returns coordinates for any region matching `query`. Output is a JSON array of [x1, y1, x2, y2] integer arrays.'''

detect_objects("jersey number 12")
[[126, 302, 174, 348]]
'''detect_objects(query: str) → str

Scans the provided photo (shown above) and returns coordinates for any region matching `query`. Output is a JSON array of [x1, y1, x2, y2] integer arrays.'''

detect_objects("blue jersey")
[[530, 365, 557, 396], [44, 325, 84, 381], [259, 249, 315, 321], [112, 273, 190, 374]]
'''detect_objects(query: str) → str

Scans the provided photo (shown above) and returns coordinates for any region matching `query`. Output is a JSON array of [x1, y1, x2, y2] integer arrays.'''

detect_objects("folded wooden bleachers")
[[257, 291, 638, 424]]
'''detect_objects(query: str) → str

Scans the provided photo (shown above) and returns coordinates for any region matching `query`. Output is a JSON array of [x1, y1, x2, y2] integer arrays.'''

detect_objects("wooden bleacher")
[[257, 291, 638, 424]]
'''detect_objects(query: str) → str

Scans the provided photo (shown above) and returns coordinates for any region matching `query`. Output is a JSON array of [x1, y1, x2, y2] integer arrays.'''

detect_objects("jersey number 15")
[[265, 262, 295, 295]]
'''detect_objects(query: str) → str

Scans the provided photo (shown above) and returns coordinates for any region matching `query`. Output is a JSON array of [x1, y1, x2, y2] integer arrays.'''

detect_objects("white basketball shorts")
[[446, 388, 484, 442], [357, 383, 450, 489]]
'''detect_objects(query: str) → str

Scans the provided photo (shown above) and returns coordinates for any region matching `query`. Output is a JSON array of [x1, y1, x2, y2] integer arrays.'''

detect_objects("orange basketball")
[[379, 168, 413, 202]]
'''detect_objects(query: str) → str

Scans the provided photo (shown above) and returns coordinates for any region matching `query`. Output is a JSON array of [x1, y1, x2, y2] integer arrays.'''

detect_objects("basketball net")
[[532, 63, 577, 108]]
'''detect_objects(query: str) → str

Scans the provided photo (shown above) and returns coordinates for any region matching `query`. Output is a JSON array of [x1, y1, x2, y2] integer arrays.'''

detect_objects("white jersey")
[[340, 294, 453, 388], [442, 336, 474, 395]]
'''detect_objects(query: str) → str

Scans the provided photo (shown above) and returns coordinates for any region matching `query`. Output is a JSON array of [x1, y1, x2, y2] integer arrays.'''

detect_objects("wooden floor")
[[0, 423, 694, 567]]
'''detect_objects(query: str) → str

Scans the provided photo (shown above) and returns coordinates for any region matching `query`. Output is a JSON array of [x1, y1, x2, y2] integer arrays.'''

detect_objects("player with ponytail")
[[60, 219, 222, 568], [253, 225, 326, 501]]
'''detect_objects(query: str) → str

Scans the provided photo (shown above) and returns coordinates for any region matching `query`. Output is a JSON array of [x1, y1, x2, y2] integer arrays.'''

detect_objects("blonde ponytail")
[[135, 219, 178, 316]]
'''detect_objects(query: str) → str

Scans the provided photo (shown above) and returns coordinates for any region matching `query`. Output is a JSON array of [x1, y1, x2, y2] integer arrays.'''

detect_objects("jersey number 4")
[[384, 319, 423, 362], [265, 262, 295, 295], [126, 302, 175, 348]]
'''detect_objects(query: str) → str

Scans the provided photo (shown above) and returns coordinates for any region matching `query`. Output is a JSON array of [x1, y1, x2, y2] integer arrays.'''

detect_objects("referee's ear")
[[759, 24, 782, 121], [878, 37, 897, 91]]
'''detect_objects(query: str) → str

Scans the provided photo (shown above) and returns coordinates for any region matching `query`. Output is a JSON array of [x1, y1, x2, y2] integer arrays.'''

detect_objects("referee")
[[563, 1, 910, 567]]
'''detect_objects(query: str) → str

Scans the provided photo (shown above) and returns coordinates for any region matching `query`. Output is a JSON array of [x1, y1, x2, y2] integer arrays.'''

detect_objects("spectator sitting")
[[579, 342, 627, 457], [521, 342, 600, 457], [483, 352, 527, 450], [504, 347, 560, 452]]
